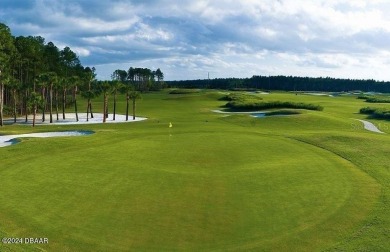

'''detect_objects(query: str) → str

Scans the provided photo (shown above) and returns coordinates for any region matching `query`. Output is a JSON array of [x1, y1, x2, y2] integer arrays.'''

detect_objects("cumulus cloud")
[[1, 0, 390, 80]]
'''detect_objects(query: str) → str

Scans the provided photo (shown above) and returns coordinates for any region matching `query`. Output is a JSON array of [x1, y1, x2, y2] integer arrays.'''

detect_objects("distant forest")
[[167, 76, 390, 93]]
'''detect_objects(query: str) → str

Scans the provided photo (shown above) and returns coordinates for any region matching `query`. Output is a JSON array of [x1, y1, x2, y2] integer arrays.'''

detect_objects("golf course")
[[0, 90, 389, 251]]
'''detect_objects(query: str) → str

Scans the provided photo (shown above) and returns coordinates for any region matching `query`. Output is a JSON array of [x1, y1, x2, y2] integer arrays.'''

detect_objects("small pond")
[[251, 113, 266, 118], [213, 109, 300, 118]]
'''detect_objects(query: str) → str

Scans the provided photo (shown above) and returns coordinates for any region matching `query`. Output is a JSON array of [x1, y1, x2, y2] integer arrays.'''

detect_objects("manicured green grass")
[[219, 92, 263, 101], [169, 88, 201, 94], [223, 92, 323, 111], [0, 90, 389, 251]]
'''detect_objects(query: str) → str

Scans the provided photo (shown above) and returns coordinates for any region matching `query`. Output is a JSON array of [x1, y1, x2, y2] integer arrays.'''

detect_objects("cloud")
[[2, 0, 390, 80]]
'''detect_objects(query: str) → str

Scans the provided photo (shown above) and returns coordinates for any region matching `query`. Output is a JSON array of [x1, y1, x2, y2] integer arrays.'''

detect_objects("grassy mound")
[[357, 95, 370, 100], [219, 92, 263, 101], [222, 92, 323, 111], [0, 131, 377, 251], [365, 97, 390, 103], [357, 95, 390, 103], [169, 89, 200, 94], [360, 107, 390, 119]]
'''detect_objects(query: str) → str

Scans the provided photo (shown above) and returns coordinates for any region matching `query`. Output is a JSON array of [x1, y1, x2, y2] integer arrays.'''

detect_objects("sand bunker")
[[355, 119, 385, 134], [303, 92, 329, 96], [4, 113, 147, 126], [0, 131, 94, 148]]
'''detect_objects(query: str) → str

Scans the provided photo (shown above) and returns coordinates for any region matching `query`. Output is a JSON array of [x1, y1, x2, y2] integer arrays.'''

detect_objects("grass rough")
[[0, 90, 389, 251]]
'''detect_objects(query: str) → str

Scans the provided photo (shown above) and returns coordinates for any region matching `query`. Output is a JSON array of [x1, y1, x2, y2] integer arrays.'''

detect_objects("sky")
[[1, 0, 390, 81]]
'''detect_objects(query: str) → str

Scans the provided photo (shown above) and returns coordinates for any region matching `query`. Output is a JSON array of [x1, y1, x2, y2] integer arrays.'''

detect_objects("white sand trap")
[[303, 92, 329, 96], [5, 113, 147, 126], [355, 119, 385, 134], [0, 131, 93, 148]]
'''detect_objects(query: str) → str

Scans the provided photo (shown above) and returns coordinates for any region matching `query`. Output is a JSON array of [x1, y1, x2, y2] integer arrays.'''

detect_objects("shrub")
[[359, 107, 390, 119], [266, 110, 301, 116], [221, 92, 322, 111], [219, 93, 263, 102], [365, 97, 390, 103], [169, 89, 200, 94], [225, 101, 323, 111], [360, 107, 377, 114]]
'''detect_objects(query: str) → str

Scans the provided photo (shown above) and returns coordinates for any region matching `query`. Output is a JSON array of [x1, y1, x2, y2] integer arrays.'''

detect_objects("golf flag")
[[169, 122, 173, 128]]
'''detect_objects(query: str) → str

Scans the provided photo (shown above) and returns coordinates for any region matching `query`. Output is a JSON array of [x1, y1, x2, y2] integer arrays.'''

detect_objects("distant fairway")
[[0, 90, 389, 251]]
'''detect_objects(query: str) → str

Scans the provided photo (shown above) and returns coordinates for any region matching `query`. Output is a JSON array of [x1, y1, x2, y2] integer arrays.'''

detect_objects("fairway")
[[0, 90, 388, 251]]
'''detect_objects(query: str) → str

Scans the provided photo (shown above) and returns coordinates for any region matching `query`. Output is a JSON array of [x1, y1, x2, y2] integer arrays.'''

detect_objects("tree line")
[[102, 67, 165, 123], [0, 22, 165, 126], [167, 75, 390, 93]]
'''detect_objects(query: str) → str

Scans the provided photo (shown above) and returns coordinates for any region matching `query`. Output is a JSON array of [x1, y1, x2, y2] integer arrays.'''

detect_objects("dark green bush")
[[266, 110, 301, 116], [360, 107, 390, 119], [360, 107, 377, 114], [356, 95, 390, 103], [365, 97, 390, 103], [225, 101, 323, 111]]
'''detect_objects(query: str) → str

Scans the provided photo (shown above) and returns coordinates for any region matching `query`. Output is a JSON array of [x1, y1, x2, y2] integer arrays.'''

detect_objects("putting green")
[[0, 130, 379, 251]]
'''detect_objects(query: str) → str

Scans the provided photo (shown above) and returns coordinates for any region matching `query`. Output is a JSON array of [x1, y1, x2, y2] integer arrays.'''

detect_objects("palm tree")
[[111, 80, 123, 121], [69, 76, 80, 121], [122, 83, 133, 121], [82, 90, 95, 122], [54, 78, 60, 121], [28, 92, 42, 127], [59, 77, 69, 120], [100, 81, 112, 123], [84, 67, 96, 119], [129, 90, 141, 120]]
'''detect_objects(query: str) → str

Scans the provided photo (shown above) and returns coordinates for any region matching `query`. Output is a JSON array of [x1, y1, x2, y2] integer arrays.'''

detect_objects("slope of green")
[[0, 90, 389, 251], [360, 106, 390, 120]]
